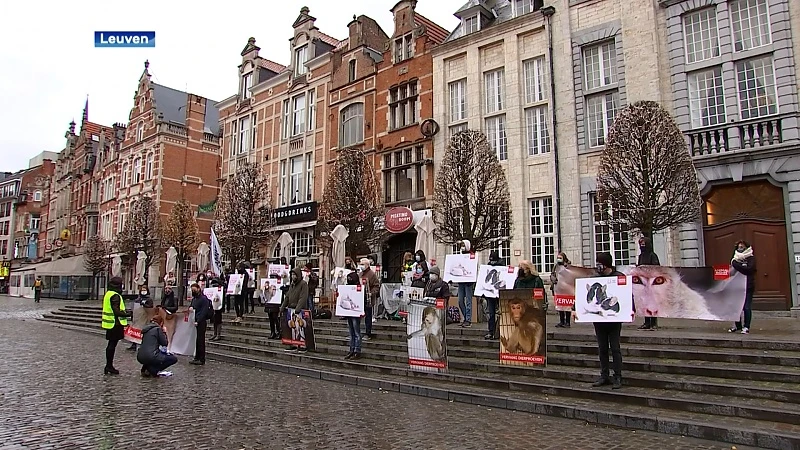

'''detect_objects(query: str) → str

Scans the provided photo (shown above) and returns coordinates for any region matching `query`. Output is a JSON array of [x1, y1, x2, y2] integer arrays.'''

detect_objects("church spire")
[[82, 95, 89, 122]]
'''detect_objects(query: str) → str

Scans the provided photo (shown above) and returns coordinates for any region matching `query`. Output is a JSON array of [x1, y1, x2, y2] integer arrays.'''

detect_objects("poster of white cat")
[[498, 289, 547, 366], [406, 297, 448, 373], [226, 273, 243, 295], [474, 265, 518, 298], [574, 276, 634, 323], [335, 284, 365, 318], [442, 253, 479, 283], [204, 286, 224, 311], [260, 278, 283, 305]]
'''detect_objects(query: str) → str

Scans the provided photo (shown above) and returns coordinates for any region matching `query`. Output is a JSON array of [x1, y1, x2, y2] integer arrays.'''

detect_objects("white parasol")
[[277, 232, 294, 260], [165, 247, 178, 278], [414, 213, 436, 261], [111, 255, 122, 277], [134, 251, 147, 287], [197, 242, 209, 272], [330, 224, 349, 268]]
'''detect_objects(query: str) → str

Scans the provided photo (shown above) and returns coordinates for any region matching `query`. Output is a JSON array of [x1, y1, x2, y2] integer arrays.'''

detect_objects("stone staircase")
[[40, 304, 800, 450]]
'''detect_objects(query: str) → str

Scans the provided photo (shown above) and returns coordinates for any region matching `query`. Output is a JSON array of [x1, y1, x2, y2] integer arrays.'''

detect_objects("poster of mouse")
[[474, 265, 518, 298], [498, 289, 547, 366], [335, 284, 365, 318], [406, 297, 448, 373], [574, 276, 633, 323], [442, 253, 478, 283], [281, 309, 316, 351]]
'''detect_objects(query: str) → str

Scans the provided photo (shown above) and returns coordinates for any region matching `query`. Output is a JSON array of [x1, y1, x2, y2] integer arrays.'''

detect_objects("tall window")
[[530, 197, 555, 274], [289, 156, 303, 205], [239, 115, 250, 153], [145, 153, 154, 180], [136, 122, 144, 142], [524, 57, 547, 103], [340, 103, 364, 147], [683, 8, 720, 64], [121, 163, 129, 187], [282, 100, 290, 139], [485, 116, 508, 161], [295, 45, 308, 75], [383, 146, 425, 203], [524, 57, 549, 156], [583, 41, 619, 148], [688, 67, 726, 127], [736, 56, 777, 119], [449, 123, 468, 138], [305, 153, 313, 202], [241, 72, 253, 99], [583, 42, 617, 90], [292, 93, 306, 136], [251, 112, 258, 149], [492, 208, 511, 266], [307, 89, 316, 131], [484, 69, 504, 113], [390, 81, 419, 129], [133, 157, 142, 184], [730, 0, 771, 52], [394, 33, 413, 63], [591, 193, 631, 266], [348, 60, 357, 82], [525, 107, 549, 156], [463, 15, 479, 34], [514, 0, 539, 17], [449, 79, 467, 123], [230, 120, 238, 155], [280, 160, 287, 207], [30, 216, 40, 232]]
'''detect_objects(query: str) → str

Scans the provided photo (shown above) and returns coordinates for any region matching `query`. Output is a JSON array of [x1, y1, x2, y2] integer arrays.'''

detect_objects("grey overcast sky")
[[0, 0, 461, 172]]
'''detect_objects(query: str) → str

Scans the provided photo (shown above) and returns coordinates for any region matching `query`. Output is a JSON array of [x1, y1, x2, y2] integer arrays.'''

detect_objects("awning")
[[13, 255, 92, 276]]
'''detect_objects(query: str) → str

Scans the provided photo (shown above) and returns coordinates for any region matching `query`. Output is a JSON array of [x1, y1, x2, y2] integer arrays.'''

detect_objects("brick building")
[[11, 153, 56, 262], [217, 7, 344, 269]]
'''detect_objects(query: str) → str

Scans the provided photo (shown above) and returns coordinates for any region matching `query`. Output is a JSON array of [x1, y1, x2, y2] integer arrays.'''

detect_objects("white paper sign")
[[268, 264, 290, 279], [227, 274, 243, 295], [336, 284, 365, 318], [260, 278, 284, 305], [574, 276, 634, 323], [204, 287, 223, 311], [474, 265, 518, 298], [442, 253, 479, 283]]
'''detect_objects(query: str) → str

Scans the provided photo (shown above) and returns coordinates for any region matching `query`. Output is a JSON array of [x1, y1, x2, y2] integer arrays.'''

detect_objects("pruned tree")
[[596, 100, 702, 239], [318, 147, 384, 257], [215, 161, 274, 264], [433, 130, 512, 252], [114, 195, 161, 285], [162, 197, 199, 299], [83, 234, 109, 300]]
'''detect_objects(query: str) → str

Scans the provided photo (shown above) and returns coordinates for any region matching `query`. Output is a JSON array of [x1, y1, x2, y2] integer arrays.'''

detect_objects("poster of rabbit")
[[474, 265, 518, 298], [574, 276, 634, 323], [442, 253, 478, 283], [335, 284, 365, 318], [406, 297, 448, 372]]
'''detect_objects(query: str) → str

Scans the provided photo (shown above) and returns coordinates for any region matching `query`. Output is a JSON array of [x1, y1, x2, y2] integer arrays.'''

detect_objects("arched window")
[[136, 122, 145, 142], [339, 103, 364, 147]]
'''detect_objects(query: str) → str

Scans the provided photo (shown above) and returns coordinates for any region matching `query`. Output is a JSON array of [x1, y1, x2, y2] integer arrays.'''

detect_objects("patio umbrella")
[[197, 242, 209, 273], [414, 213, 436, 262], [277, 232, 294, 260], [134, 251, 147, 287], [330, 224, 349, 268]]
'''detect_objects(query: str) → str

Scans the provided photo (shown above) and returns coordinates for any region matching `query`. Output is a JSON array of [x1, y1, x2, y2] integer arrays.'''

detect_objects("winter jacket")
[[137, 323, 168, 366], [637, 237, 661, 266], [190, 291, 211, 323], [281, 267, 309, 312], [514, 273, 544, 290], [410, 250, 430, 288], [487, 250, 503, 267], [361, 267, 381, 307], [732, 252, 756, 294], [160, 290, 177, 314]]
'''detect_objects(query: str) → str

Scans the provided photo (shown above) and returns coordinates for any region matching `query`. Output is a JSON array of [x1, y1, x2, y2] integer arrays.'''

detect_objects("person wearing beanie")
[[102, 277, 132, 375], [424, 265, 450, 300], [483, 250, 505, 340]]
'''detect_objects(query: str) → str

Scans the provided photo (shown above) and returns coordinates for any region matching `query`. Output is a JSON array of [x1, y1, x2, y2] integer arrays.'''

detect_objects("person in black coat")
[[637, 237, 661, 330], [189, 283, 211, 365], [729, 240, 756, 334], [160, 285, 178, 315], [483, 250, 504, 340], [137, 315, 177, 377], [104, 277, 132, 375]]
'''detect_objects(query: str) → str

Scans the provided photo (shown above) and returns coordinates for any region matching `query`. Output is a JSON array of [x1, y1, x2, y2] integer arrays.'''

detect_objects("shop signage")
[[273, 202, 318, 226], [384, 207, 414, 234]]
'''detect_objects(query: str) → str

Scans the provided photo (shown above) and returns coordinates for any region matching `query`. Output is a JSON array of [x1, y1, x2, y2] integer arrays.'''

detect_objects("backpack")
[[446, 306, 461, 325]]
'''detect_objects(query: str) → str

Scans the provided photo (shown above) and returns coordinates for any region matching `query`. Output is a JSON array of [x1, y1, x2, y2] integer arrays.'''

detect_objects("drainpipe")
[[541, 5, 562, 251]]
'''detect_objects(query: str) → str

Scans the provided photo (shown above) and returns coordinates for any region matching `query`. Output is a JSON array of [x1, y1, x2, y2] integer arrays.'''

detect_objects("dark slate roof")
[[447, 0, 517, 42], [152, 83, 220, 134]]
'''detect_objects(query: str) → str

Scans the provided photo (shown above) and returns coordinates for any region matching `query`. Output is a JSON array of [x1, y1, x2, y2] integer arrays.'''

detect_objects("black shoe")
[[612, 377, 622, 390], [565, 322, 570, 328], [141, 367, 152, 377], [638, 324, 650, 330], [284, 346, 298, 352], [189, 359, 205, 365], [344, 352, 354, 360], [104, 366, 120, 375], [297, 347, 307, 354], [351, 353, 362, 360], [592, 377, 611, 387], [555, 323, 564, 328]]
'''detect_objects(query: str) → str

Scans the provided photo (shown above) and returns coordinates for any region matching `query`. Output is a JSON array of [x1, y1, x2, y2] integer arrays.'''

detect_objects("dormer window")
[[348, 59, 357, 83], [295, 45, 309, 76], [514, 0, 541, 17], [241, 72, 253, 99], [138, 97, 144, 112], [394, 33, 413, 63], [136, 122, 144, 142], [463, 15, 480, 34]]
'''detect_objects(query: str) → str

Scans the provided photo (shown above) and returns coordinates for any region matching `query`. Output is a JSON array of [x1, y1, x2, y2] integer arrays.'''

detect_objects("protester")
[[402, 252, 414, 273], [209, 277, 224, 341], [33, 276, 42, 303], [411, 250, 429, 289], [514, 260, 545, 291], [266, 263, 286, 340], [233, 263, 250, 323], [102, 277, 131, 375], [424, 265, 450, 300], [304, 263, 319, 315], [344, 271, 364, 361], [189, 283, 210, 365], [280, 267, 309, 353], [484, 250, 504, 340], [222, 266, 233, 313], [137, 315, 177, 377], [551, 252, 572, 328], [637, 237, 661, 331], [245, 262, 257, 315], [161, 285, 178, 315], [196, 272, 208, 289], [729, 240, 756, 334], [128, 286, 153, 352], [456, 239, 476, 328], [359, 258, 380, 341]]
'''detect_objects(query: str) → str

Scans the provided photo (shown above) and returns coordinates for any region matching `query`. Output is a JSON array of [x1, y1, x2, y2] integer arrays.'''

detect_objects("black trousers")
[[558, 311, 571, 325], [195, 321, 207, 362], [644, 316, 658, 327], [224, 294, 232, 313], [594, 322, 622, 379], [105, 339, 119, 368], [248, 289, 256, 313], [234, 294, 246, 318], [268, 310, 280, 335]]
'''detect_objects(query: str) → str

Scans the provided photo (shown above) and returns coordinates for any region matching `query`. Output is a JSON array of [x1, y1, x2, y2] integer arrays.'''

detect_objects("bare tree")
[[114, 195, 161, 284], [318, 147, 384, 257], [215, 162, 274, 264], [162, 197, 199, 297], [433, 130, 512, 252], [596, 100, 702, 239], [83, 234, 109, 300]]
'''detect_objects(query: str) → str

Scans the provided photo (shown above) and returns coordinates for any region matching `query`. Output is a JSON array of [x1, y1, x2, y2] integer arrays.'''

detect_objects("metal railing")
[[686, 113, 793, 157]]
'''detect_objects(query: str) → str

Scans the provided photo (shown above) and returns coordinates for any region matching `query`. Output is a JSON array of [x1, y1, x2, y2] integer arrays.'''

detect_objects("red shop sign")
[[384, 207, 414, 234]]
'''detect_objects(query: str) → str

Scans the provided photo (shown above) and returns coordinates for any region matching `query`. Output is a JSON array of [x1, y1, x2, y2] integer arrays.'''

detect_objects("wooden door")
[[381, 232, 417, 283]]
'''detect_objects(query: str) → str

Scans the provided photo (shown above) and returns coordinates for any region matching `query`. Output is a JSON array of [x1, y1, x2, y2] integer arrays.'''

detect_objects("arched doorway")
[[702, 179, 791, 310]]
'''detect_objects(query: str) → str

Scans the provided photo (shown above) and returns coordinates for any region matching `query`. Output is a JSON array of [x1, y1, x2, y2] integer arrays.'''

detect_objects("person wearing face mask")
[[637, 237, 661, 330], [189, 283, 211, 365], [128, 286, 154, 352], [551, 252, 572, 328], [729, 240, 756, 334], [424, 265, 450, 300], [483, 250, 504, 340], [410, 250, 429, 289], [344, 271, 364, 360], [456, 240, 476, 328], [280, 267, 309, 352], [359, 258, 380, 340]]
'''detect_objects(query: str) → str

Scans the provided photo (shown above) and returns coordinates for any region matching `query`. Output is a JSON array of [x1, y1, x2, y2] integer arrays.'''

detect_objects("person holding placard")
[[456, 240, 476, 328], [343, 272, 364, 360]]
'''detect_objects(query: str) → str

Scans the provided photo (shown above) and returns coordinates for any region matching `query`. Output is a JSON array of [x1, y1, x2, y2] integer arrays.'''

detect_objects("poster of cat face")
[[335, 284, 364, 318], [574, 276, 634, 323], [498, 289, 546, 366], [406, 297, 448, 373], [281, 309, 315, 350], [474, 265, 518, 298], [260, 278, 283, 305], [442, 253, 479, 283], [204, 286, 223, 311]]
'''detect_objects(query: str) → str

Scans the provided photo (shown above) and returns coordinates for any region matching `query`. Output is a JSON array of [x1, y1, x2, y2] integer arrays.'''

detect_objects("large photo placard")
[[226, 273, 243, 295], [498, 289, 547, 366], [260, 278, 283, 305], [574, 276, 634, 323], [474, 265, 518, 298], [335, 284, 365, 318], [442, 253, 479, 283], [281, 309, 315, 350], [406, 297, 448, 373]]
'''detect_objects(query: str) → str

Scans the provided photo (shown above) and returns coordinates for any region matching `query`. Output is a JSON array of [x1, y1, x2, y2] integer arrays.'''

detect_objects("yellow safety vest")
[[101, 290, 127, 329]]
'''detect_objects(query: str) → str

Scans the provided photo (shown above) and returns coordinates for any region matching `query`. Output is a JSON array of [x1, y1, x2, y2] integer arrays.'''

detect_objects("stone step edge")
[[206, 349, 799, 450]]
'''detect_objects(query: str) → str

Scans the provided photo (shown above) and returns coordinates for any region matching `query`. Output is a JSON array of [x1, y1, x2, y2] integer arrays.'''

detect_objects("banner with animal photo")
[[281, 309, 316, 350], [623, 265, 747, 321], [442, 253, 478, 283], [498, 289, 547, 366], [551, 264, 635, 311], [226, 273, 243, 295], [269, 264, 290, 278], [574, 276, 634, 323], [168, 309, 197, 357], [330, 267, 352, 290], [336, 284, 365, 318], [124, 304, 197, 357], [406, 297, 448, 373], [123, 302, 151, 344], [204, 286, 224, 311], [474, 265, 518, 298], [260, 278, 283, 305]]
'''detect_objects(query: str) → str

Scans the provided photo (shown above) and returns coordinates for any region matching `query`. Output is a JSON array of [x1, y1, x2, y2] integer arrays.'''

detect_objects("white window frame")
[[735, 56, 778, 120], [485, 115, 508, 161], [688, 67, 727, 128], [463, 14, 480, 34], [133, 157, 142, 184], [280, 160, 287, 207], [730, 0, 772, 52], [449, 123, 468, 138], [307, 89, 316, 131], [305, 153, 313, 202], [295, 45, 308, 76], [289, 156, 303, 205], [239, 116, 250, 154], [282, 100, 290, 139], [121, 163, 129, 187], [230, 120, 238, 155], [492, 208, 512, 266], [530, 197, 555, 275], [585, 92, 619, 148], [251, 112, 258, 149], [590, 193, 632, 266], [514, 0, 536, 17], [523, 57, 547, 104], [340, 103, 364, 147], [449, 79, 467, 122], [484, 69, 504, 113], [394, 33, 413, 63], [348, 59, 357, 82], [525, 106, 550, 156], [292, 93, 306, 136], [683, 7, 720, 64], [390, 82, 419, 129], [33, 191, 42, 202], [241, 72, 253, 99], [583, 42, 618, 90], [145, 153, 154, 180], [136, 122, 144, 142]]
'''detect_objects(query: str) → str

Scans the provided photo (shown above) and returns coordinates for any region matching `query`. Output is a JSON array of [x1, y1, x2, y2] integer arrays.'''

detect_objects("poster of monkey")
[[498, 289, 547, 366], [474, 265, 518, 298], [406, 297, 448, 373], [281, 309, 316, 350], [574, 276, 634, 323], [260, 278, 283, 305], [335, 284, 365, 318]]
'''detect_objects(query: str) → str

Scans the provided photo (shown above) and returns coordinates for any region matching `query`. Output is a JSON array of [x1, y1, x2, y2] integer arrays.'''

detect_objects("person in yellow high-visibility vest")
[[102, 277, 132, 375]]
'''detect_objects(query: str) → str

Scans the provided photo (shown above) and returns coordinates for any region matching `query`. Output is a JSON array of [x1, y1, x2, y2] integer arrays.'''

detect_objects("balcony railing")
[[289, 137, 304, 152], [85, 202, 99, 214], [159, 123, 188, 137], [686, 113, 793, 157], [203, 133, 220, 144]]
